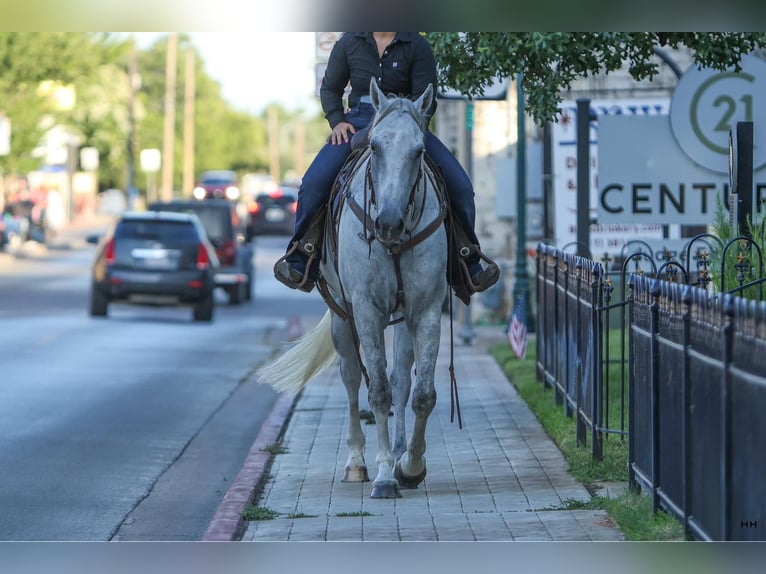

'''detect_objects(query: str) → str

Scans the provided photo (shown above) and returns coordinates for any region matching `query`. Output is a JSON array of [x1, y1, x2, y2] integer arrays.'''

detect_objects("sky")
[[134, 32, 322, 117]]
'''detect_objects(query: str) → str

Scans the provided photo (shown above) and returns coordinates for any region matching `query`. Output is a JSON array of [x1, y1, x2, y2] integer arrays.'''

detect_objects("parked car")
[[88, 211, 219, 322], [148, 199, 254, 304], [192, 170, 240, 201], [247, 186, 298, 237]]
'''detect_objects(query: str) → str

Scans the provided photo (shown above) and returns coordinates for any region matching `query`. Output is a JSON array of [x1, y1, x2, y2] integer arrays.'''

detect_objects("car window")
[[114, 220, 198, 241], [152, 205, 233, 240], [200, 171, 237, 185], [256, 192, 296, 206]]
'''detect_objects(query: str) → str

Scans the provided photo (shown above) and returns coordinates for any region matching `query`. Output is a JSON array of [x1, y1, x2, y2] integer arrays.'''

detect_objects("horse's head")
[[367, 78, 434, 248]]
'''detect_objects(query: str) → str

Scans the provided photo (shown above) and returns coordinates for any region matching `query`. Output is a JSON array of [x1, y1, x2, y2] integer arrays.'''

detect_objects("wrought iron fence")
[[535, 234, 766, 541]]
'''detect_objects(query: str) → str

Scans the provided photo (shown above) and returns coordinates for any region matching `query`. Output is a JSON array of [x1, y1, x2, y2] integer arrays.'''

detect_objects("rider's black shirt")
[[320, 32, 438, 129]]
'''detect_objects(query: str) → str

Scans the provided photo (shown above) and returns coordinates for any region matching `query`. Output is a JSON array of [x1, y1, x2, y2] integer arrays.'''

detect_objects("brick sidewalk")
[[240, 321, 624, 542]]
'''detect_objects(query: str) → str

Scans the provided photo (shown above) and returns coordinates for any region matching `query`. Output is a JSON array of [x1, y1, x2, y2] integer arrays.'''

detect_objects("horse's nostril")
[[375, 212, 404, 241]]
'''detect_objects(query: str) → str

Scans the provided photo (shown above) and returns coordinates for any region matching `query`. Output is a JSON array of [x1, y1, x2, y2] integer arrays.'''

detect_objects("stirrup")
[[469, 262, 500, 292], [273, 243, 317, 293]]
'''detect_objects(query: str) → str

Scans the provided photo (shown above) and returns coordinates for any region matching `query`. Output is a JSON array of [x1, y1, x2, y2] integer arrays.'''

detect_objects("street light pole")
[[459, 100, 476, 345], [512, 73, 535, 331]]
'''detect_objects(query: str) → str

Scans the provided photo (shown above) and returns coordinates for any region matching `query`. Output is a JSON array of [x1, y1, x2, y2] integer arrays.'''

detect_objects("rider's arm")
[[320, 36, 351, 129]]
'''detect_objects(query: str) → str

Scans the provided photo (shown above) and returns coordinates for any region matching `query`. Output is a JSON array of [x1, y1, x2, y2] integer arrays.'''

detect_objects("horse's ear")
[[415, 83, 434, 117], [370, 78, 387, 110]]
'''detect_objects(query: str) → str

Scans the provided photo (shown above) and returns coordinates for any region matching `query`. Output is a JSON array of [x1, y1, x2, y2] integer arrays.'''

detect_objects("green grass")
[[261, 443, 288, 455], [286, 512, 318, 519], [242, 505, 280, 521], [491, 340, 684, 541], [335, 511, 374, 517]]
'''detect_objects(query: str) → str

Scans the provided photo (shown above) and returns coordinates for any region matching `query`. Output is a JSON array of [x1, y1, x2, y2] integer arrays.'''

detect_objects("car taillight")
[[104, 238, 116, 265], [289, 201, 298, 213], [248, 201, 260, 214], [196, 244, 211, 269], [219, 239, 236, 265]]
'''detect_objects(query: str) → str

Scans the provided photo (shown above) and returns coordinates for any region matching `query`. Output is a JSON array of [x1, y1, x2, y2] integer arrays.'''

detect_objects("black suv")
[[88, 211, 219, 322], [148, 199, 254, 304]]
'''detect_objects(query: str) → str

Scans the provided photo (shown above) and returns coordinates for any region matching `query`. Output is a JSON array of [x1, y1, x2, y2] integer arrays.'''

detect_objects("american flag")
[[507, 293, 528, 360]]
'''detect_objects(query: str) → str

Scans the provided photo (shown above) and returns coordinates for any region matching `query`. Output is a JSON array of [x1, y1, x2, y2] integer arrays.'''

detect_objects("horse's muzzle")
[[374, 214, 405, 247]]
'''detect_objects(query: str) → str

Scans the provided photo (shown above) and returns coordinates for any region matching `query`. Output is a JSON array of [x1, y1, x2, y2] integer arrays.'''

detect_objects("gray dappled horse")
[[258, 79, 448, 499]]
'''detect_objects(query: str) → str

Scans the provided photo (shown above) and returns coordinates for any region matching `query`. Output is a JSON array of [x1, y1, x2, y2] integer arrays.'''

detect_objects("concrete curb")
[[201, 390, 297, 541]]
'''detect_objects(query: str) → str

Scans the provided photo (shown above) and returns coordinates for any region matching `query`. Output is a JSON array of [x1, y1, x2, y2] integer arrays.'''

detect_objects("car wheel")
[[89, 286, 108, 317], [193, 292, 214, 322], [227, 283, 244, 305]]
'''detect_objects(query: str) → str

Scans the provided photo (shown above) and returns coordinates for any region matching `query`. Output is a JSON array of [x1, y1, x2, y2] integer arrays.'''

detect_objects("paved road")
[[0, 229, 324, 540]]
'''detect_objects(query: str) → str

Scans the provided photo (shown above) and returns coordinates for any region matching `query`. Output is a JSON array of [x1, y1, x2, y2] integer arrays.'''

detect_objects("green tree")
[[0, 32, 121, 175], [134, 34, 269, 195], [425, 32, 766, 125]]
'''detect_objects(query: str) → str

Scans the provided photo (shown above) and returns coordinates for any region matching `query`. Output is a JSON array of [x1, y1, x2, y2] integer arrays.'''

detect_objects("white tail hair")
[[256, 310, 337, 395]]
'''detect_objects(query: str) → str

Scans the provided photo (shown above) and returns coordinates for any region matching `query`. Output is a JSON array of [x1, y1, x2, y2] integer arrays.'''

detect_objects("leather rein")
[[345, 159, 447, 315]]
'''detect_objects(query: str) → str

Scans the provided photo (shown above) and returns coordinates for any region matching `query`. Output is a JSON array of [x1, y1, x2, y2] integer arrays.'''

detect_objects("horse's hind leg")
[[394, 312, 441, 489], [390, 322, 414, 464], [332, 315, 369, 482]]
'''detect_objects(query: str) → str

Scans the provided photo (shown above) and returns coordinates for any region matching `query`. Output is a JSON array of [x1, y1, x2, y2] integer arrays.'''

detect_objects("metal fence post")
[[650, 278, 661, 514], [592, 263, 604, 460]]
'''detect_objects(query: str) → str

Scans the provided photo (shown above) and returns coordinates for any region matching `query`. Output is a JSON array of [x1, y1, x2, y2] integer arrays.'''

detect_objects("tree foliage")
[[425, 32, 766, 125], [0, 32, 121, 174]]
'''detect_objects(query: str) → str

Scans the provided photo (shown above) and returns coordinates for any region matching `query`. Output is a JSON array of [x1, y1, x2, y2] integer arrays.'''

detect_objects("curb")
[[202, 390, 297, 541]]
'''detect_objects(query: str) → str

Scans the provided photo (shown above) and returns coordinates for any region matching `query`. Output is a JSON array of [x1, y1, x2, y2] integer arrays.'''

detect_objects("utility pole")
[[268, 105, 280, 182], [161, 33, 178, 201], [182, 50, 195, 198], [294, 122, 306, 176], [126, 43, 139, 210]]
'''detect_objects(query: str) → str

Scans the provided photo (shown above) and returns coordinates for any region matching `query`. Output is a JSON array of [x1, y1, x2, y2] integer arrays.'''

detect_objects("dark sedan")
[[148, 199, 254, 304], [247, 186, 297, 237], [88, 211, 219, 322]]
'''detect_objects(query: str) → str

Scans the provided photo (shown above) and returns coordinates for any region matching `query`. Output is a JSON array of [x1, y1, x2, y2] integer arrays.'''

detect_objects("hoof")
[[370, 480, 401, 499], [342, 466, 370, 482], [394, 460, 426, 489]]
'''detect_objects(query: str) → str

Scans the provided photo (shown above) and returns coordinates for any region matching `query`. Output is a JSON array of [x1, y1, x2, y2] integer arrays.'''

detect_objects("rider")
[[274, 32, 499, 294]]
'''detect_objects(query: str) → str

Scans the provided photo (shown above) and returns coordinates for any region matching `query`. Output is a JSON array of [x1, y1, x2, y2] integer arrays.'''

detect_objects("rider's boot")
[[466, 253, 500, 292], [274, 245, 318, 293], [466, 253, 500, 293]]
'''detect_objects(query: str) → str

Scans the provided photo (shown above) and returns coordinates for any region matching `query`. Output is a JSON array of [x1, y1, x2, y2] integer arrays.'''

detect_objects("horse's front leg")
[[390, 322, 414, 464], [395, 311, 440, 489], [332, 315, 368, 482], [357, 316, 400, 499]]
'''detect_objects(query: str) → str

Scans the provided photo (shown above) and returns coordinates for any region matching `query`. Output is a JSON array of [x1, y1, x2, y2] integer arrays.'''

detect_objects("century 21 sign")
[[597, 55, 766, 225]]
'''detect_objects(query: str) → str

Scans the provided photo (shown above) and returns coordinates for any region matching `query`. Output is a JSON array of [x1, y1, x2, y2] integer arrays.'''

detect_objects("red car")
[[192, 170, 240, 201]]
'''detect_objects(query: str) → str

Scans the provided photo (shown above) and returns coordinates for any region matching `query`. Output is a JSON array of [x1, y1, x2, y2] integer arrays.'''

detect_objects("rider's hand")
[[329, 122, 356, 145]]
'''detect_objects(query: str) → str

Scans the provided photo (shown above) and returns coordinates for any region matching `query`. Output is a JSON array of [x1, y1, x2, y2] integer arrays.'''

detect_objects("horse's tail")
[[255, 310, 337, 396]]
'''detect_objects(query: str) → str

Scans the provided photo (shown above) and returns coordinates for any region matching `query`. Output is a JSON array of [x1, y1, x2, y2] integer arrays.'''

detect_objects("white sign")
[[670, 54, 766, 173], [598, 115, 766, 224], [552, 98, 669, 254], [140, 148, 161, 173], [80, 146, 99, 171]]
